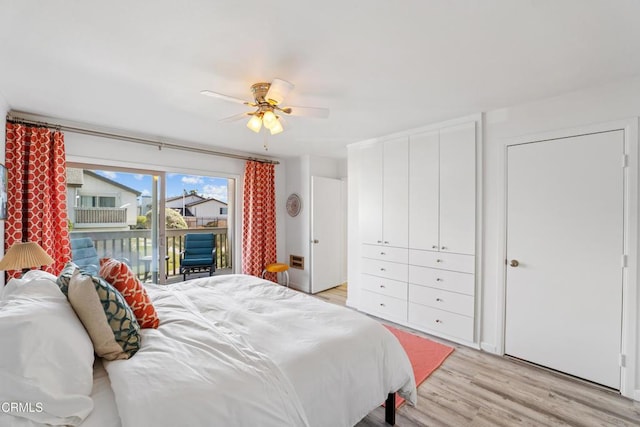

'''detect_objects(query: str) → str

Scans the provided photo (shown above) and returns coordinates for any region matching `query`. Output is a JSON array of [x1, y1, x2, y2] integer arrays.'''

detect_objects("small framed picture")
[[0, 164, 6, 220]]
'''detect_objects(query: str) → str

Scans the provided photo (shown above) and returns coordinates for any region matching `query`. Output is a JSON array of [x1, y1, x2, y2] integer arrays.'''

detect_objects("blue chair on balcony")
[[70, 237, 100, 276], [180, 233, 216, 281], [70, 237, 131, 276]]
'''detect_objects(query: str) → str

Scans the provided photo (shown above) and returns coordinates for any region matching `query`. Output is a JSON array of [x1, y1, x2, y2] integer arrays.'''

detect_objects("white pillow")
[[0, 273, 95, 426]]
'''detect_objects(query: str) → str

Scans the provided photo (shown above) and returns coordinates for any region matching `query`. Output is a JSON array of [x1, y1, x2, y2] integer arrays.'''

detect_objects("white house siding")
[[74, 172, 139, 228], [189, 199, 227, 219]]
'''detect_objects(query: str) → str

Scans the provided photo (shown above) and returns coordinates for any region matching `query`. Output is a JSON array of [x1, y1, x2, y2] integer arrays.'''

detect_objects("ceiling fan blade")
[[266, 78, 294, 105], [280, 105, 330, 118], [218, 112, 251, 123], [200, 90, 251, 105]]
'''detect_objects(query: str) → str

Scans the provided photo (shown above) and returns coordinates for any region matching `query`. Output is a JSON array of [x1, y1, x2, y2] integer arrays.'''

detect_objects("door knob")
[[312, 239, 319, 244], [509, 259, 519, 267]]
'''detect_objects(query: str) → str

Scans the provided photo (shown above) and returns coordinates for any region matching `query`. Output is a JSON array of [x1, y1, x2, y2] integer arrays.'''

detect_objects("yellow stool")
[[262, 263, 290, 287]]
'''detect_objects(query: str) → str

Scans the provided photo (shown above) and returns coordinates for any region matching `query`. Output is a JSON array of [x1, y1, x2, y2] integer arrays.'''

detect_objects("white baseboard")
[[480, 342, 499, 354], [634, 389, 640, 402]]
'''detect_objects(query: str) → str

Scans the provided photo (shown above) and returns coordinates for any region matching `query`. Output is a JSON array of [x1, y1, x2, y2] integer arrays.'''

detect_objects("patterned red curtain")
[[5, 123, 70, 278], [241, 160, 276, 277]]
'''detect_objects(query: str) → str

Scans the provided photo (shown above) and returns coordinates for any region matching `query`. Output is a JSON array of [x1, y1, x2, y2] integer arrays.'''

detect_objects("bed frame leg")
[[385, 393, 396, 425]]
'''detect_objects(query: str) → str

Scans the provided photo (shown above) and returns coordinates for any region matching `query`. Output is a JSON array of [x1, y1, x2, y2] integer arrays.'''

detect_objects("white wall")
[[482, 75, 640, 399], [0, 93, 7, 286], [64, 132, 286, 274], [285, 155, 346, 292]]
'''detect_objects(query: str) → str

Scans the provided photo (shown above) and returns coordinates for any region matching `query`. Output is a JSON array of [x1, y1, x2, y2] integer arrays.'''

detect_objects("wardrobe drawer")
[[361, 258, 408, 282], [360, 291, 407, 323], [409, 250, 475, 273], [362, 244, 408, 264], [361, 274, 408, 300], [408, 303, 474, 342], [409, 265, 475, 295], [409, 284, 474, 316]]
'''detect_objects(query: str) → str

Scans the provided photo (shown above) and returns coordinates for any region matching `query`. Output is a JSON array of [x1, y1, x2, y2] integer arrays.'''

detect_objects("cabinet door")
[[383, 137, 409, 247], [359, 143, 383, 244], [439, 122, 476, 255], [409, 131, 439, 251]]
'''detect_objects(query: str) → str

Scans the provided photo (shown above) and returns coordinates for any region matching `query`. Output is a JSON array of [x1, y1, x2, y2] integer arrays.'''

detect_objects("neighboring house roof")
[[166, 194, 205, 203], [187, 197, 227, 207], [83, 170, 142, 196]]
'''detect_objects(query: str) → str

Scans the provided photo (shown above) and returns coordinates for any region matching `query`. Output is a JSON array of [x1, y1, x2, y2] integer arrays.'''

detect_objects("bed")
[[0, 271, 416, 427]]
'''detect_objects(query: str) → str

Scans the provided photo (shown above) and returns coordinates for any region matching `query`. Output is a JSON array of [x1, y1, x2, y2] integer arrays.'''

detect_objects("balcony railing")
[[69, 228, 231, 281], [74, 207, 127, 226]]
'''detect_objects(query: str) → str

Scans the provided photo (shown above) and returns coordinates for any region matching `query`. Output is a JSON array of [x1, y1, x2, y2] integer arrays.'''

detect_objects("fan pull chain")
[[263, 132, 269, 151]]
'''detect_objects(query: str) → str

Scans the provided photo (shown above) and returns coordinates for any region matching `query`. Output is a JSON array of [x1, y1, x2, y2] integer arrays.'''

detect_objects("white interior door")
[[311, 176, 343, 294], [505, 130, 624, 390]]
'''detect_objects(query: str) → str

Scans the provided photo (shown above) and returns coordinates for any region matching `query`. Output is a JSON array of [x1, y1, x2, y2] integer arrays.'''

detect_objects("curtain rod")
[[6, 114, 280, 165]]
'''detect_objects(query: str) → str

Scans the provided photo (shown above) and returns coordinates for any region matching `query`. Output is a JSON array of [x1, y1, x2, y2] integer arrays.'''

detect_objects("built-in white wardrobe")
[[347, 115, 481, 347]]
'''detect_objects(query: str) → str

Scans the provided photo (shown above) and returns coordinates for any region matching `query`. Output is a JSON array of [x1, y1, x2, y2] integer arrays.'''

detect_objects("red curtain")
[[5, 123, 70, 278], [241, 160, 277, 277]]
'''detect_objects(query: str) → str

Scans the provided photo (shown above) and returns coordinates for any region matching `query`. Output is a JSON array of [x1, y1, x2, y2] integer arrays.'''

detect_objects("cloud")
[[202, 184, 228, 203], [99, 170, 117, 179], [133, 174, 144, 180], [140, 189, 151, 196], [181, 175, 204, 185]]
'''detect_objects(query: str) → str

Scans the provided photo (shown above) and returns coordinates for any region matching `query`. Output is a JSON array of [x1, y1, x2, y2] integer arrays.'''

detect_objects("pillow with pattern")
[[58, 262, 141, 359], [99, 258, 160, 329]]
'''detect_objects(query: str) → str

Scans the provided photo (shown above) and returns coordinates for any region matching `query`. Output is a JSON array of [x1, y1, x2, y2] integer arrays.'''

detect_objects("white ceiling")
[[1, 0, 640, 159]]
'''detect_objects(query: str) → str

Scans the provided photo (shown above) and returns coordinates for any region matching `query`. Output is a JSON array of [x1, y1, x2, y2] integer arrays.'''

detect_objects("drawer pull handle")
[[380, 303, 386, 307], [441, 246, 447, 250], [379, 285, 385, 288], [384, 241, 389, 244], [436, 278, 443, 282], [436, 259, 443, 263], [380, 268, 386, 271], [380, 252, 386, 255], [432, 245, 438, 249], [435, 319, 442, 324], [436, 298, 443, 302], [377, 240, 382, 244]]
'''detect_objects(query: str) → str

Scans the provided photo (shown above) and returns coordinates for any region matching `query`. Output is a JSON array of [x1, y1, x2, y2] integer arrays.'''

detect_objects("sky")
[[94, 170, 228, 203]]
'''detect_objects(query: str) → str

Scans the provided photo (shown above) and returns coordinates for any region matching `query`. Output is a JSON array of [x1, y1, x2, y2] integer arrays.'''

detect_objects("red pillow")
[[99, 258, 160, 329]]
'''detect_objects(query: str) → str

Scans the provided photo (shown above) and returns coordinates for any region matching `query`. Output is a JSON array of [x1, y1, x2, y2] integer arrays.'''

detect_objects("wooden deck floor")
[[315, 285, 640, 427]]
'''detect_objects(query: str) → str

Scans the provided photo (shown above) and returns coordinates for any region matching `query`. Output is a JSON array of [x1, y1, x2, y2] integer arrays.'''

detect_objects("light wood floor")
[[315, 285, 640, 427]]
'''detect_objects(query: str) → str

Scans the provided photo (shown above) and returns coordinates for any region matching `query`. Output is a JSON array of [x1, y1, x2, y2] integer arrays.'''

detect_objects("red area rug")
[[384, 324, 454, 408]]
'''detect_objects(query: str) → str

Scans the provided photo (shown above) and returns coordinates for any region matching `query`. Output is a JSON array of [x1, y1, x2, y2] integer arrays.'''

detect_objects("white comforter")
[[105, 274, 416, 427]]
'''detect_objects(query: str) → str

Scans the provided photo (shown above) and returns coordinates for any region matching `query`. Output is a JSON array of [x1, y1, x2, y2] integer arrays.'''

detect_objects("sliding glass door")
[[66, 165, 233, 283], [66, 165, 163, 282], [163, 173, 233, 279]]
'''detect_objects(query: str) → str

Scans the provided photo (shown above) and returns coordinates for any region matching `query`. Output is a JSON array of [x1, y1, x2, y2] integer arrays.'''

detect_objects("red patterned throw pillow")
[[99, 258, 160, 329]]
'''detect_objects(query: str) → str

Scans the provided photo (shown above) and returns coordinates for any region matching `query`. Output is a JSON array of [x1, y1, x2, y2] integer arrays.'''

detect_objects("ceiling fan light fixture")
[[204, 78, 328, 139], [266, 78, 294, 105], [269, 119, 284, 135], [262, 110, 277, 129], [246, 114, 262, 133]]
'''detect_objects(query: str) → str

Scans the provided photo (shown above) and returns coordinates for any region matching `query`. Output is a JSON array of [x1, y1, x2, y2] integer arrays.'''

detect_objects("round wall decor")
[[286, 193, 302, 217]]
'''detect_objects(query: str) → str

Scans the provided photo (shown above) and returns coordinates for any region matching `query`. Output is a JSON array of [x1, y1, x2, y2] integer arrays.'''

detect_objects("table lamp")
[[0, 242, 54, 274]]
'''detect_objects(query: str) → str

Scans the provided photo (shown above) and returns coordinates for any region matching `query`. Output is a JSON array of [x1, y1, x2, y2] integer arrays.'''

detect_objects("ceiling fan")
[[201, 78, 329, 135]]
